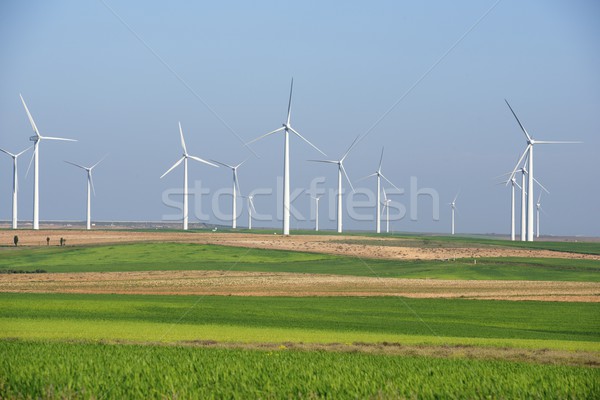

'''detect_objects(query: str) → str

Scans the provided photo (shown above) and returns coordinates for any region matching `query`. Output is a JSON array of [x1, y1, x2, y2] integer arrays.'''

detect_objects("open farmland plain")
[[0, 230, 599, 398]]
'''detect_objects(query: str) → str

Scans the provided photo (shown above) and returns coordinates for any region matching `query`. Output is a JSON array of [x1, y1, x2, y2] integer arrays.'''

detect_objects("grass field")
[[1, 340, 598, 399], [1, 242, 599, 281], [1, 293, 598, 351]]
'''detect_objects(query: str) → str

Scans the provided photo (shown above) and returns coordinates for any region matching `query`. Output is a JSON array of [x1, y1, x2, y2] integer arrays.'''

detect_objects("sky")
[[0, 0, 599, 236]]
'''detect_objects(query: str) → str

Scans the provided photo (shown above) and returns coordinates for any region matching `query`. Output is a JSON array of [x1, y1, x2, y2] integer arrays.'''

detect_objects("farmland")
[[0, 230, 599, 398]]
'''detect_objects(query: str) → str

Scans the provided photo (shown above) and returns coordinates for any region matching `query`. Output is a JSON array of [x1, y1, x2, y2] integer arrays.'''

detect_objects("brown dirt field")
[[3, 229, 600, 261], [2, 270, 598, 302]]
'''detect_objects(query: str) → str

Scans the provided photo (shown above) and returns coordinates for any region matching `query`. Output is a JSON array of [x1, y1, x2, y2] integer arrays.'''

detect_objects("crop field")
[[1, 340, 598, 399], [0, 230, 598, 398]]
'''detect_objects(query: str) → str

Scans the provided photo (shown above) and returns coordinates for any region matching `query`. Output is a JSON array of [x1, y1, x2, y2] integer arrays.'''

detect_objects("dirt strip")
[[1, 270, 598, 302], [2, 230, 599, 261]]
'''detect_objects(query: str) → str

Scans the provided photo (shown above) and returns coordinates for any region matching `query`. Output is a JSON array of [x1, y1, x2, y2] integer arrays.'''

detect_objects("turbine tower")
[[160, 122, 218, 230], [358, 147, 400, 233], [449, 192, 459, 235], [381, 187, 392, 233], [20, 94, 77, 230], [505, 100, 581, 241], [0, 146, 31, 229], [309, 136, 359, 233], [64, 157, 105, 230], [311, 195, 321, 232], [247, 79, 326, 235], [212, 159, 247, 229], [243, 195, 256, 230], [536, 193, 543, 239]]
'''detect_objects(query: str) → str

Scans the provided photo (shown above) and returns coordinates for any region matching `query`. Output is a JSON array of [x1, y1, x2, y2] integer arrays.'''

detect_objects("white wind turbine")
[[449, 192, 459, 235], [64, 156, 106, 230], [242, 195, 257, 230], [309, 136, 359, 233], [381, 187, 392, 233], [160, 122, 218, 230], [311, 195, 322, 232], [20, 94, 77, 230], [212, 159, 247, 229], [536, 192, 544, 239], [247, 79, 326, 235], [505, 100, 581, 241], [358, 147, 400, 233], [0, 146, 31, 229]]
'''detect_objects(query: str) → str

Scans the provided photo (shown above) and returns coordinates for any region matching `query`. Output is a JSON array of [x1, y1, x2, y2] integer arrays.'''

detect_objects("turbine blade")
[[307, 159, 338, 164], [340, 164, 355, 193], [179, 122, 188, 154], [534, 140, 583, 144], [20, 94, 40, 136], [249, 197, 257, 213], [378, 147, 384, 171], [25, 150, 35, 179], [537, 191, 542, 204], [288, 126, 327, 156], [188, 155, 219, 168], [355, 172, 378, 183], [506, 145, 530, 185], [91, 154, 108, 169], [0, 148, 15, 158], [64, 160, 87, 170], [340, 135, 360, 162], [380, 173, 401, 191], [211, 159, 235, 169], [235, 157, 250, 169], [453, 190, 460, 203], [533, 177, 550, 194], [160, 157, 184, 178], [42, 136, 77, 142], [382, 186, 388, 201], [15, 146, 33, 158], [505, 99, 532, 142], [246, 126, 285, 146], [287, 78, 294, 126], [90, 171, 96, 197]]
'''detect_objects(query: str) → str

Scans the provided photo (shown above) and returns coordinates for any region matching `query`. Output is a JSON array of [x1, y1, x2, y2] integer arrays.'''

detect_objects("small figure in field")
[[59, 238, 64, 247], [46, 237, 50, 246], [13, 235, 18, 247], [63, 238, 66, 246]]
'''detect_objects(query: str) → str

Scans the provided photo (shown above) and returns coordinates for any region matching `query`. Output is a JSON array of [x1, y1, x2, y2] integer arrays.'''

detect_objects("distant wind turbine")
[[311, 195, 322, 232], [0, 146, 31, 229], [160, 122, 218, 230], [247, 79, 326, 235], [212, 159, 247, 229], [358, 147, 400, 233], [381, 187, 392, 233], [242, 195, 257, 230], [64, 156, 106, 230], [20, 94, 77, 230], [450, 192, 459, 235], [309, 136, 359, 233], [505, 99, 581, 241]]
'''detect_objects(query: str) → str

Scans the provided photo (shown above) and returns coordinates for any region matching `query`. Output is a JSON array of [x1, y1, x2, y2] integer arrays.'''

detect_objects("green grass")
[[1, 293, 598, 351], [1, 242, 599, 281], [1, 340, 598, 399]]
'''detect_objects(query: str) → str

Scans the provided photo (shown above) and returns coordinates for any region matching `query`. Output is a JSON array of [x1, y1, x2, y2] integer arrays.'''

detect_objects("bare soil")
[[3, 230, 600, 261], [2, 270, 598, 302]]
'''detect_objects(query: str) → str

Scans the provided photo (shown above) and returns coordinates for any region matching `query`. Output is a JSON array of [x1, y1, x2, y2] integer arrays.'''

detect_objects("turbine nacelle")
[[29, 136, 38, 142]]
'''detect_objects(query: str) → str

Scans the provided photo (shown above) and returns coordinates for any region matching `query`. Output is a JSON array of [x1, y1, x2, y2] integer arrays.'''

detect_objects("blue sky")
[[0, 1, 599, 235]]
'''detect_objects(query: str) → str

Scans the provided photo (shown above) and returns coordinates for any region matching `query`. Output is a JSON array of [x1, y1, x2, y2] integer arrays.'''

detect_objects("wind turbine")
[[381, 187, 392, 233], [358, 147, 400, 233], [449, 192, 459, 235], [160, 122, 218, 230], [505, 99, 581, 241], [247, 79, 326, 235], [242, 195, 257, 230], [0, 146, 31, 229], [20, 94, 77, 230], [212, 159, 247, 229], [311, 195, 322, 232], [309, 136, 359, 233], [536, 192, 543, 239], [64, 156, 106, 230]]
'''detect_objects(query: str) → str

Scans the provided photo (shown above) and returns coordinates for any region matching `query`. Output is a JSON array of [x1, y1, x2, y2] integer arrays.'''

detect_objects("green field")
[[1, 293, 598, 351], [1, 340, 597, 399], [1, 242, 599, 281]]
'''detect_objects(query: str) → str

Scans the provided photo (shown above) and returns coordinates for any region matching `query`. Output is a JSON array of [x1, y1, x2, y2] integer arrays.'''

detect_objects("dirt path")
[[2, 270, 598, 302], [3, 230, 599, 261]]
